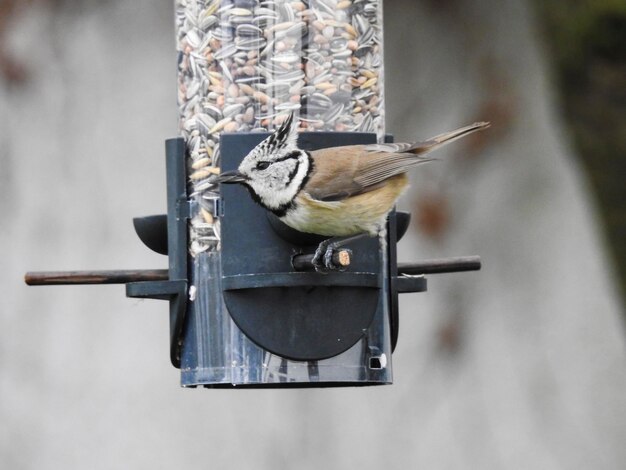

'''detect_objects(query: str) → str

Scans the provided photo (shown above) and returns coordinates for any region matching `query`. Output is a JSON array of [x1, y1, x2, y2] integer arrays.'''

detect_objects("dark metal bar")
[[165, 137, 190, 368], [397, 256, 481, 275], [24, 269, 169, 286], [292, 249, 351, 271]]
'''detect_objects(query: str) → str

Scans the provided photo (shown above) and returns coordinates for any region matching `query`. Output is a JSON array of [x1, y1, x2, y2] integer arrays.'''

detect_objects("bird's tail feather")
[[408, 121, 490, 155]]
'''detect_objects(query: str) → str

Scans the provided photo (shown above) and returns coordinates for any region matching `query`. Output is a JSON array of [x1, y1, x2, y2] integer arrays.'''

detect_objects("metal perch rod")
[[397, 256, 481, 275], [24, 256, 480, 285], [24, 269, 169, 286]]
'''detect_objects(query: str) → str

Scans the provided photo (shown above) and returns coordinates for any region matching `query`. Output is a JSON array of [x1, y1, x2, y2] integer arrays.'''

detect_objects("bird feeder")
[[25, 0, 481, 388]]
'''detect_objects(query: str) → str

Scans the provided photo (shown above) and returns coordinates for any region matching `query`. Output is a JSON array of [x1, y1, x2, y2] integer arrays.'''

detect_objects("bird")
[[215, 112, 489, 271]]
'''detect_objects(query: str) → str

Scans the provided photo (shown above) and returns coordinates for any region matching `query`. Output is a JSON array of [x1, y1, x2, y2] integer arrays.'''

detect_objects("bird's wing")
[[306, 145, 430, 202], [352, 151, 432, 188], [305, 146, 368, 201], [363, 142, 417, 153], [305, 122, 490, 202]]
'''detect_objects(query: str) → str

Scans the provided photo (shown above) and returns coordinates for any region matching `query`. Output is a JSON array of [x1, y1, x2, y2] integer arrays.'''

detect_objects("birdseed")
[[175, 0, 385, 255]]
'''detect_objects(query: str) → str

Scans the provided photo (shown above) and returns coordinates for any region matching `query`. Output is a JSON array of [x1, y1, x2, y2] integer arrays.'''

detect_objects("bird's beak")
[[214, 170, 247, 184]]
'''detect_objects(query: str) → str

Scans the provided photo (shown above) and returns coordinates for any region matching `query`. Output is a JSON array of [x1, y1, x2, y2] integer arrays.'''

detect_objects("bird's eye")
[[256, 161, 271, 170]]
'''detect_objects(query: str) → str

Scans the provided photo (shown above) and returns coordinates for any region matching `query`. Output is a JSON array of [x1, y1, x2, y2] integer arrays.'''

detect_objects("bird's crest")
[[254, 112, 298, 158]]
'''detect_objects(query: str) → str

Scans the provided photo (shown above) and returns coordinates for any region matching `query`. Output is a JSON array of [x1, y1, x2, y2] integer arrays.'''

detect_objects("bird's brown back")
[[306, 145, 430, 202]]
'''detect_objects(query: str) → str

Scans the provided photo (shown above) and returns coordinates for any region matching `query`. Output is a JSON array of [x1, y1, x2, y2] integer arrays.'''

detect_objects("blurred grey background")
[[2, 0, 626, 468]]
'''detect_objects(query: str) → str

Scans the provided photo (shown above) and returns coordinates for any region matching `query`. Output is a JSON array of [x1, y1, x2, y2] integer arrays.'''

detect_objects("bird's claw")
[[324, 248, 335, 271], [312, 240, 349, 273], [312, 241, 330, 273]]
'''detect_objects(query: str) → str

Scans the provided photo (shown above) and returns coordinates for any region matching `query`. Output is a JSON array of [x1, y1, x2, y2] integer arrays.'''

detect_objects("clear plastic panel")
[[175, 0, 390, 386], [180, 249, 392, 386]]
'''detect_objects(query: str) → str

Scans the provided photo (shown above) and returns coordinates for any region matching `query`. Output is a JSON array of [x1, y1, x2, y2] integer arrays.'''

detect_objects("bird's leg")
[[312, 233, 369, 272]]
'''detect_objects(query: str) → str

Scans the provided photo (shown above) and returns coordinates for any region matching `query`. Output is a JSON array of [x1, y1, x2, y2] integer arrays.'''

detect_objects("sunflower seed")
[[271, 51, 300, 64], [223, 103, 245, 117], [214, 43, 237, 60], [275, 102, 301, 111], [236, 23, 262, 37], [236, 37, 268, 50]]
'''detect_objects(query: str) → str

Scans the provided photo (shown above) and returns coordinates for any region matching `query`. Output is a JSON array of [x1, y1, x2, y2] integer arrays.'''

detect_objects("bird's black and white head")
[[216, 112, 311, 215]]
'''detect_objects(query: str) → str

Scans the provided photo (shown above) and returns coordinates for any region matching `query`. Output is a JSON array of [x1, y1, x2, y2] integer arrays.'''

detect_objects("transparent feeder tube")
[[175, 0, 388, 386], [176, 0, 385, 255]]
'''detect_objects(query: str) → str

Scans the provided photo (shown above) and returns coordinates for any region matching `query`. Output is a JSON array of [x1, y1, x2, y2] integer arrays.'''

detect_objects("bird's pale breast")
[[280, 173, 409, 237]]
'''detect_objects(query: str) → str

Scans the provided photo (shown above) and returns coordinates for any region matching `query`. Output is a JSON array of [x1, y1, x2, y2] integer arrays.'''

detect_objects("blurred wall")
[[1, 0, 625, 469], [536, 0, 626, 299]]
